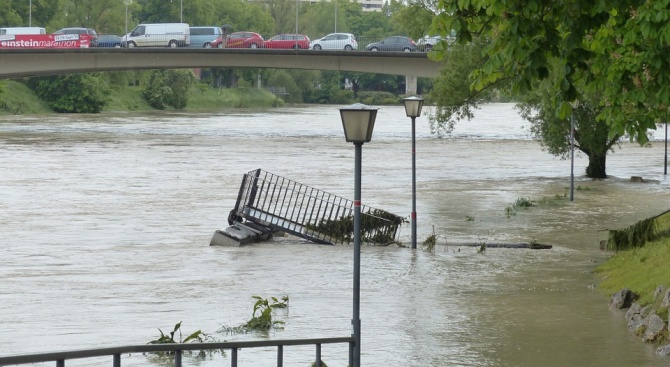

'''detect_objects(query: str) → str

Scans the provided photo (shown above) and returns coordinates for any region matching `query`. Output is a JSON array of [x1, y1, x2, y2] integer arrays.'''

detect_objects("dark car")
[[365, 36, 417, 52], [263, 34, 310, 49], [211, 31, 264, 49], [54, 27, 98, 47], [96, 34, 123, 48]]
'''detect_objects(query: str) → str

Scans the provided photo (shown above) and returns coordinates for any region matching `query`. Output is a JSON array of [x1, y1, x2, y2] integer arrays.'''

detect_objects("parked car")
[[263, 34, 310, 49], [417, 35, 445, 51], [54, 27, 98, 47], [95, 34, 123, 48], [365, 36, 417, 52], [212, 31, 264, 48], [189, 26, 223, 48], [309, 33, 357, 50]]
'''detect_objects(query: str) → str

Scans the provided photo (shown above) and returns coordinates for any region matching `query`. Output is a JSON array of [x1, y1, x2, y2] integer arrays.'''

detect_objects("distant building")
[[294, 0, 384, 12], [358, 0, 384, 12]]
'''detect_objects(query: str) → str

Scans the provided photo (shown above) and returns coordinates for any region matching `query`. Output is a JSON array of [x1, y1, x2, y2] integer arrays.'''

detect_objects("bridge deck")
[[0, 48, 442, 79]]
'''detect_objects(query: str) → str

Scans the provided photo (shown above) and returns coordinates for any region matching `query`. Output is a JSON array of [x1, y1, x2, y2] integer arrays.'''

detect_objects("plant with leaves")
[[431, 0, 667, 145], [245, 295, 289, 330], [149, 321, 207, 345], [219, 295, 289, 335], [147, 321, 224, 364], [142, 69, 194, 110], [516, 77, 621, 178], [428, 30, 620, 178], [27, 73, 110, 113]]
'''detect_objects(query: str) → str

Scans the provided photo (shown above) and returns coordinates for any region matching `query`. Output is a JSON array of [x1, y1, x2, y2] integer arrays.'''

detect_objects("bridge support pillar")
[[405, 75, 417, 95]]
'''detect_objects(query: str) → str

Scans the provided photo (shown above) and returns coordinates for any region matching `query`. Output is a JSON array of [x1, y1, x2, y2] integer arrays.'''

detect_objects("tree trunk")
[[586, 152, 607, 178]]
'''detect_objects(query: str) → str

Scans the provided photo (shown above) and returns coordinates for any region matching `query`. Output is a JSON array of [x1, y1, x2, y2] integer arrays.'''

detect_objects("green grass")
[[185, 85, 283, 110], [596, 237, 670, 305], [1, 80, 281, 115], [103, 86, 153, 112], [0, 80, 53, 115]]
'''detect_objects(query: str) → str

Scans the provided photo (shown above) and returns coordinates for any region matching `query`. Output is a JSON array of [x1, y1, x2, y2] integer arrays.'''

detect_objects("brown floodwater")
[[0, 104, 669, 366]]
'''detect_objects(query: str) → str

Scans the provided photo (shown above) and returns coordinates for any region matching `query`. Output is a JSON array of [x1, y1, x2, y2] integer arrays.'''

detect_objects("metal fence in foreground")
[[0, 337, 354, 367]]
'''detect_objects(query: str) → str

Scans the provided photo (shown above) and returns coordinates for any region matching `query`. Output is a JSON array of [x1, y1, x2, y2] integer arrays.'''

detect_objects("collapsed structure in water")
[[210, 169, 405, 247]]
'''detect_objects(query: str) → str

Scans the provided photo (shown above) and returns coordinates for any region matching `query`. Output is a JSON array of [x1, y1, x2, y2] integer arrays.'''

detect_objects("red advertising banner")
[[0, 34, 92, 49]]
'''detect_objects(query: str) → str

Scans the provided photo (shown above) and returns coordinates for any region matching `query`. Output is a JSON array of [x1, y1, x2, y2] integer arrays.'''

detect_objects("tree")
[[142, 69, 195, 110], [53, 0, 126, 34], [516, 78, 621, 179], [27, 73, 110, 113], [429, 36, 620, 178], [390, 1, 435, 40], [266, 0, 297, 34], [431, 0, 667, 145]]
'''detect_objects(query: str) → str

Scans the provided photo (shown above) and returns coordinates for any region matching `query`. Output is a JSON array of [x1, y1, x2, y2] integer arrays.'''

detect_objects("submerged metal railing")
[[0, 337, 354, 367], [228, 169, 404, 245]]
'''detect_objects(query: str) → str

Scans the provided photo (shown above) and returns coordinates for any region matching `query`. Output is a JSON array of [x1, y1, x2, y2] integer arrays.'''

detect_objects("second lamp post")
[[339, 103, 378, 367], [404, 96, 424, 249]]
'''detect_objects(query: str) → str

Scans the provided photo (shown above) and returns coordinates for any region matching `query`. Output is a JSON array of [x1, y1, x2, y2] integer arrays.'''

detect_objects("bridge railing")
[[0, 337, 354, 367]]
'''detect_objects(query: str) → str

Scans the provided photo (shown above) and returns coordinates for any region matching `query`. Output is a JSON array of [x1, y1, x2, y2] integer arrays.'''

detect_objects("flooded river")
[[1, 104, 669, 367]]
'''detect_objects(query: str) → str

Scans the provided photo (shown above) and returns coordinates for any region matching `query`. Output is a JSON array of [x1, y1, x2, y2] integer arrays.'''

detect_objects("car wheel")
[[313, 44, 322, 50], [344, 45, 353, 50], [217, 43, 224, 49], [127, 41, 136, 48], [250, 43, 258, 49], [425, 44, 433, 51], [403, 47, 411, 52], [370, 47, 379, 51], [203, 42, 211, 48], [114, 44, 122, 48], [168, 40, 178, 48]]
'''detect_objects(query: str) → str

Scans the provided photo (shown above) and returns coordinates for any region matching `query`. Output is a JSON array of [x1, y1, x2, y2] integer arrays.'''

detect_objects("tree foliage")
[[516, 79, 621, 179], [431, 0, 667, 145], [27, 74, 110, 113], [142, 69, 195, 109]]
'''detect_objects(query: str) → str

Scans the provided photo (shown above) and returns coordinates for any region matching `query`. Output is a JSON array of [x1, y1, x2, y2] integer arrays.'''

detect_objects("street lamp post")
[[403, 96, 424, 249], [339, 103, 378, 367], [569, 101, 579, 201], [181, 0, 183, 23], [29, 0, 31, 27], [334, 0, 337, 33], [125, 1, 128, 36], [664, 122, 668, 176]]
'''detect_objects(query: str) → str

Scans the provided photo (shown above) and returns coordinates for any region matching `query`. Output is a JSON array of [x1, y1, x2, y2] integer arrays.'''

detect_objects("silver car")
[[309, 33, 358, 50]]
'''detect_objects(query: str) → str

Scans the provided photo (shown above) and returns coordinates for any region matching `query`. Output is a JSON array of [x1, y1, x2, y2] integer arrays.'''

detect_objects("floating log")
[[446, 242, 552, 250]]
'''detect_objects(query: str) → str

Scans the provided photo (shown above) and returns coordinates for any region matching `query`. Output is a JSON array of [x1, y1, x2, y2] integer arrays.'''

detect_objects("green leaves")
[[142, 69, 195, 110], [27, 74, 110, 113], [433, 0, 669, 147]]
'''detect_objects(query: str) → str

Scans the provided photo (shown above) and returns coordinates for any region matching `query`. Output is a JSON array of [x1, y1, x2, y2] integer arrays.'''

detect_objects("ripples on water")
[[1, 104, 669, 367]]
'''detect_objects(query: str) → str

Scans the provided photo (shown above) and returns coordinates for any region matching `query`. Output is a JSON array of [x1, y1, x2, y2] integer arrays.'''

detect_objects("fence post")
[[277, 345, 283, 367]]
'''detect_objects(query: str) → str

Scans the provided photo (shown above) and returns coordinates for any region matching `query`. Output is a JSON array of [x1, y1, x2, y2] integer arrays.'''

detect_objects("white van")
[[123, 23, 190, 48], [0, 27, 46, 35]]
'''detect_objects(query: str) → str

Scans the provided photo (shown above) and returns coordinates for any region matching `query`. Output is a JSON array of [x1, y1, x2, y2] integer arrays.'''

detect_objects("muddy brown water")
[[1, 104, 669, 366]]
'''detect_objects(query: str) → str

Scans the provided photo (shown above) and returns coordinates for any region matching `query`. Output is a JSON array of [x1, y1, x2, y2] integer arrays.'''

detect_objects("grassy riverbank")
[[0, 80, 281, 115], [596, 237, 670, 304]]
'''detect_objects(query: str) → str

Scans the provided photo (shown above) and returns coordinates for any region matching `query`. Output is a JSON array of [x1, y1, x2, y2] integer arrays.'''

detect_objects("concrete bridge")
[[0, 48, 443, 94]]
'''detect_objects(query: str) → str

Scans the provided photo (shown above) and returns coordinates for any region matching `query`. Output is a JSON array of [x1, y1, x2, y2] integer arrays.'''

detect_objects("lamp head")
[[339, 103, 378, 143], [403, 96, 424, 118]]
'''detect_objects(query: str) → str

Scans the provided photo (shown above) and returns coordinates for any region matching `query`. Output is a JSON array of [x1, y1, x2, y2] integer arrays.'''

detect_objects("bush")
[[142, 69, 195, 109], [357, 91, 399, 105], [27, 73, 110, 113]]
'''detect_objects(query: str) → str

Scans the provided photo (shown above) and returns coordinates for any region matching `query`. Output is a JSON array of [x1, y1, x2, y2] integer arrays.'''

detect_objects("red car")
[[212, 31, 264, 49], [262, 34, 310, 49]]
